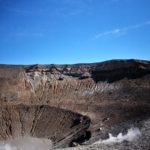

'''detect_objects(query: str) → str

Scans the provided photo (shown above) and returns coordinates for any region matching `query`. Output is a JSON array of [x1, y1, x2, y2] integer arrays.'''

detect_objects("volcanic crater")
[[0, 59, 150, 149]]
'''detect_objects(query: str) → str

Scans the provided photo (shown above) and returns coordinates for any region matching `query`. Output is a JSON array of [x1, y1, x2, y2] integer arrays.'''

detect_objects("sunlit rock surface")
[[0, 59, 150, 149]]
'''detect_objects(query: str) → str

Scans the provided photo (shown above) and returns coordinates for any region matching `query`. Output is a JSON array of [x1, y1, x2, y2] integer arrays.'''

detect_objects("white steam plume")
[[94, 127, 141, 144], [0, 137, 52, 150]]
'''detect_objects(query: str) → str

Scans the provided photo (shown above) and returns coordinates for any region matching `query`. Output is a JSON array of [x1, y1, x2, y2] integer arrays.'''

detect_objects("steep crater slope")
[[0, 59, 150, 147], [0, 105, 90, 148]]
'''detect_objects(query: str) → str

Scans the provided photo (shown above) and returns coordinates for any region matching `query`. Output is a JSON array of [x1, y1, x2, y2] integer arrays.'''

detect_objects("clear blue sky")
[[0, 0, 150, 64]]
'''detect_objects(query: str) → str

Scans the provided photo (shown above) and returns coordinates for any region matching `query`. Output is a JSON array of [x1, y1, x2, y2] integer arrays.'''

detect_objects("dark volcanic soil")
[[0, 59, 150, 149]]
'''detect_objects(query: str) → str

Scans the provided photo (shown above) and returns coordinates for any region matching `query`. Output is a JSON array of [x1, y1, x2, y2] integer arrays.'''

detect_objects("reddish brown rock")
[[0, 59, 150, 147]]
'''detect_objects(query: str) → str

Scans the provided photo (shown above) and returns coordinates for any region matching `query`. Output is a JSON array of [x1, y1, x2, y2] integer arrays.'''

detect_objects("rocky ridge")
[[0, 59, 150, 148]]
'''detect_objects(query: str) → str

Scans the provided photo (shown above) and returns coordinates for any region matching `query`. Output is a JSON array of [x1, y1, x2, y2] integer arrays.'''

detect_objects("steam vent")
[[0, 59, 150, 149]]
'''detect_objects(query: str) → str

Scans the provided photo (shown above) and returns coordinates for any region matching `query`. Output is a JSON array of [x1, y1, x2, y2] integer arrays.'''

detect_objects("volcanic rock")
[[0, 59, 150, 148]]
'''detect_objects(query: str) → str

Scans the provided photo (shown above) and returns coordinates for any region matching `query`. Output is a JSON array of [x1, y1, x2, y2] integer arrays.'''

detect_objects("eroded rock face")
[[0, 105, 90, 148], [0, 59, 150, 147]]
